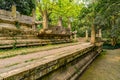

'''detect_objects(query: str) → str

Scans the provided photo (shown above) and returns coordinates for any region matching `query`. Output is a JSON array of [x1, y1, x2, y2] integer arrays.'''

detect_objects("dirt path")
[[78, 49, 120, 80]]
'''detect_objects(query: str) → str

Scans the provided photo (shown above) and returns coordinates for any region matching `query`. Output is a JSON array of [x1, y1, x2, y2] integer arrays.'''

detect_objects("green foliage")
[[15, 22, 20, 29], [12, 37, 17, 49], [75, 0, 120, 46], [96, 0, 120, 46], [0, 0, 36, 15], [37, 24, 43, 30], [103, 43, 120, 49], [50, 0, 82, 26], [36, 0, 82, 27]]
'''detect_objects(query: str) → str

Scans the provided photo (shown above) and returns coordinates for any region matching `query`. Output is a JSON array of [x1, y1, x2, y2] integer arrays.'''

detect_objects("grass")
[[0, 42, 79, 59], [24, 58, 38, 63], [99, 50, 107, 56], [5, 63, 19, 68]]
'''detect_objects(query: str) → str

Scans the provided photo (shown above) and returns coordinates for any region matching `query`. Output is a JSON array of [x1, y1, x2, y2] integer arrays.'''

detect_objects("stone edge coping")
[[0, 42, 81, 59], [0, 44, 94, 79]]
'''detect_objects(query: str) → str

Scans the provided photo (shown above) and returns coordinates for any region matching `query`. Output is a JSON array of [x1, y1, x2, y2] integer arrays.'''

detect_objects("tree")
[[78, 0, 99, 44], [0, 0, 36, 15], [36, 0, 54, 29], [36, 0, 82, 30], [77, 0, 120, 45], [97, 0, 120, 46]]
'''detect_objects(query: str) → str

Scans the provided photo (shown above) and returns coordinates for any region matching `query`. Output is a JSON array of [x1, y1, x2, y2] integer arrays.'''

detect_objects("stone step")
[[0, 27, 38, 36], [0, 35, 38, 40], [0, 41, 69, 49], [0, 39, 44, 45], [0, 34, 10, 37], [0, 33, 37, 36], [0, 39, 71, 49], [0, 43, 45, 49], [0, 43, 97, 80], [0, 39, 69, 45]]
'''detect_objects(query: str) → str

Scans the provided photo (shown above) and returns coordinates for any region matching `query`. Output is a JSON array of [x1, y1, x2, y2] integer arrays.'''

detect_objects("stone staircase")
[[0, 27, 71, 49]]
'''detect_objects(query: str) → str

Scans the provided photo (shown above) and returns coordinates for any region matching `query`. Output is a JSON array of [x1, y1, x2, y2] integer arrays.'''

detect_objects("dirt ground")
[[78, 49, 120, 80]]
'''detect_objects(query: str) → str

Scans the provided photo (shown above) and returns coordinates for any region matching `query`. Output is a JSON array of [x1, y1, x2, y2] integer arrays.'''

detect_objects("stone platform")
[[0, 42, 102, 80]]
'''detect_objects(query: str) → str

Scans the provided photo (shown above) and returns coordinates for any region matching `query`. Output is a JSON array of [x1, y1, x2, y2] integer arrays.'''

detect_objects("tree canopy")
[[36, 0, 82, 29]]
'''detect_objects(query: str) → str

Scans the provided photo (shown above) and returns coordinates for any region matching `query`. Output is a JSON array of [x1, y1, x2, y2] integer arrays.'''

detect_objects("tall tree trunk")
[[111, 37, 117, 46], [68, 18, 72, 39], [43, 10, 48, 29], [99, 29, 102, 38], [86, 30, 88, 41], [58, 16, 62, 27], [32, 9, 36, 30], [111, 15, 117, 46], [91, 24, 96, 44], [68, 18, 71, 30]]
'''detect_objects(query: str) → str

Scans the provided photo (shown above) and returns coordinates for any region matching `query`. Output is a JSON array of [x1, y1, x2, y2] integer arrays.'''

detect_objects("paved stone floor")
[[78, 49, 120, 80], [0, 42, 91, 74]]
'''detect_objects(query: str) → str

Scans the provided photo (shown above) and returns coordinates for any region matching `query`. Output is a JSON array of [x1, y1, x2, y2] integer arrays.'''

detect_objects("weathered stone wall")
[[39, 26, 70, 35], [0, 9, 33, 27]]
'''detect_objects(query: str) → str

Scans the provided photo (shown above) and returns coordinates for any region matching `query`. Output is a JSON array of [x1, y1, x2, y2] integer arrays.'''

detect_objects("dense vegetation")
[[0, 0, 120, 46], [0, 0, 36, 15], [78, 0, 120, 46]]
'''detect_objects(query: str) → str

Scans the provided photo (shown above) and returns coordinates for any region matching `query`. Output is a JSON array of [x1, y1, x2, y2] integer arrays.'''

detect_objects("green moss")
[[5, 63, 19, 68], [85, 39, 89, 42], [12, 37, 17, 49], [0, 54, 17, 59], [99, 50, 107, 56], [0, 42, 79, 59], [24, 58, 38, 63], [15, 22, 20, 29]]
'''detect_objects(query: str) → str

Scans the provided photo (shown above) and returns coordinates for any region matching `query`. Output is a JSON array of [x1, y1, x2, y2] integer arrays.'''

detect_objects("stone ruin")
[[0, 6, 72, 49]]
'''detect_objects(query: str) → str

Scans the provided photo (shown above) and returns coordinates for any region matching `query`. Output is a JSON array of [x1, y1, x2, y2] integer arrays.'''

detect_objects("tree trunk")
[[86, 30, 88, 41], [111, 37, 117, 46], [43, 10, 48, 29], [90, 24, 96, 44], [111, 15, 117, 46], [68, 18, 72, 39], [68, 18, 71, 30], [32, 9, 36, 30], [58, 16, 62, 27], [99, 29, 102, 38]]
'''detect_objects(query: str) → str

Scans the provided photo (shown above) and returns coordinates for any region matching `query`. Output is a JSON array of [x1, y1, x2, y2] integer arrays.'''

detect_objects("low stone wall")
[[0, 9, 33, 26], [0, 43, 103, 80], [40, 26, 70, 35]]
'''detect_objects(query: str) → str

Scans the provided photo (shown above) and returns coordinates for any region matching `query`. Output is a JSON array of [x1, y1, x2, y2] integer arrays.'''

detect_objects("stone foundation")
[[0, 43, 103, 80]]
